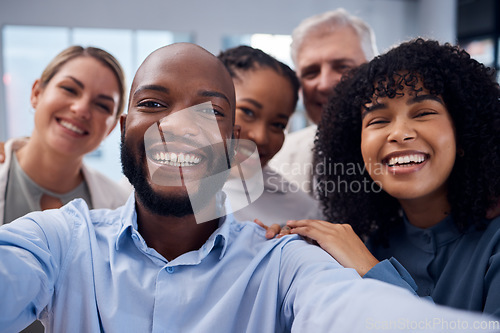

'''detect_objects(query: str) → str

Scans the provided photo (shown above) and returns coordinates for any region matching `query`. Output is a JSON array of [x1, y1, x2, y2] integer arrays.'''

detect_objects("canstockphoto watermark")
[[365, 317, 500, 331]]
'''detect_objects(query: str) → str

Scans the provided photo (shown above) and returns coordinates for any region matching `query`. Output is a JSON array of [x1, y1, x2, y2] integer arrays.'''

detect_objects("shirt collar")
[[115, 193, 138, 251], [115, 191, 234, 260], [403, 214, 462, 251]]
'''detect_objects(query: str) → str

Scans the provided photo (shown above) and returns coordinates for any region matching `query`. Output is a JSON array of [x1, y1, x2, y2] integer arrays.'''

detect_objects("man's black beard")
[[121, 134, 195, 217], [120, 130, 234, 218]]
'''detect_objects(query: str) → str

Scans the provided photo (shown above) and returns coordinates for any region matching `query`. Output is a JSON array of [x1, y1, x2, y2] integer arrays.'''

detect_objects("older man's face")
[[296, 26, 367, 124]]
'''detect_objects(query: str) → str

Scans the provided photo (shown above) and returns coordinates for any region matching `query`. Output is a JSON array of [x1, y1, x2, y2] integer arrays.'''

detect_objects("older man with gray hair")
[[269, 8, 377, 195]]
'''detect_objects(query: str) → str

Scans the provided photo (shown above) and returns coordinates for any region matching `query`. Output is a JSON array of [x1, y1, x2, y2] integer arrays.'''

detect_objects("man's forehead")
[[296, 27, 365, 66], [131, 43, 235, 106]]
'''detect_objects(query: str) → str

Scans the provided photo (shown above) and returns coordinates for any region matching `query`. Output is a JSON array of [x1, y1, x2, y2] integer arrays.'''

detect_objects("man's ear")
[[119, 114, 127, 135], [30, 79, 42, 109]]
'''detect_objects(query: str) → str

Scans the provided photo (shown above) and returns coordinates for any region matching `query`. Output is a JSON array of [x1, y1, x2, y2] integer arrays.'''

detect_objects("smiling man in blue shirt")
[[0, 43, 498, 333]]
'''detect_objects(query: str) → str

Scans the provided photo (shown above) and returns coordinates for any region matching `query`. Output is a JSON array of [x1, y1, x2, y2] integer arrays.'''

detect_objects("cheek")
[[98, 116, 118, 137], [436, 130, 457, 174], [301, 83, 314, 96], [269, 132, 285, 154], [360, 133, 375, 163]]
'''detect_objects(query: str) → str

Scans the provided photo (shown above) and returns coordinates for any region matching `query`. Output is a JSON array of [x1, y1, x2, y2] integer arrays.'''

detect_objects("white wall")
[[0, 0, 457, 140]]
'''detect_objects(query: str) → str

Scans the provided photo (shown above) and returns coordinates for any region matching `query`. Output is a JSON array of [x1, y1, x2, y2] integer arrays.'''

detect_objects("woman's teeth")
[[387, 154, 426, 167], [59, 120, 85, 135]]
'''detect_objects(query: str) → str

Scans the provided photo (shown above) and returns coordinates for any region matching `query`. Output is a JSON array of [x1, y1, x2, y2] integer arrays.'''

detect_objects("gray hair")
[[290, 8, 378, 65]]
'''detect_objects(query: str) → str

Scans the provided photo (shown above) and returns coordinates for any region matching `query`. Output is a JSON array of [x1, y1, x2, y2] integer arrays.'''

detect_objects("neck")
[[16, 138, 84, 193], [399, 191, 451, 229], [135, 198, 220, 261]]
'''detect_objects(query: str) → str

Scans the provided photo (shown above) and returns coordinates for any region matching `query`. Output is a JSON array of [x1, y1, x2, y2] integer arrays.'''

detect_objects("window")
[[457, 0, 499, 80]]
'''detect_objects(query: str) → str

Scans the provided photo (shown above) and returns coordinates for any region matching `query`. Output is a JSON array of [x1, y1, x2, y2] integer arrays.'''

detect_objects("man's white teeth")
[[60, 120, 85, 135], [153, 152, 201, 167], [388, 154, 426, 167]]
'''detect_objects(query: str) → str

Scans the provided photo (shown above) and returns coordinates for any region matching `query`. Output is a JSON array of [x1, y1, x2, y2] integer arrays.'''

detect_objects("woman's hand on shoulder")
[[253, 219, 285, 239], [286, 219, 380, 277]]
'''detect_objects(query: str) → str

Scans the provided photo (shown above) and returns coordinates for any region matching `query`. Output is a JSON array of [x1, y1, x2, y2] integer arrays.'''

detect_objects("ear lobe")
[[30, 79, 42, 109]]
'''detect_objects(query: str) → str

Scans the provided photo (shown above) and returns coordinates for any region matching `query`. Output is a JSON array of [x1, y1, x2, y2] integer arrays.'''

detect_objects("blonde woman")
[[0, 46, 129, 225]]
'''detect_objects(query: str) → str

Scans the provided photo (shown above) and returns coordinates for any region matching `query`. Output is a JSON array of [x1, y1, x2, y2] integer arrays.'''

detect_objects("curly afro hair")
[[314, 38, 500, 243]]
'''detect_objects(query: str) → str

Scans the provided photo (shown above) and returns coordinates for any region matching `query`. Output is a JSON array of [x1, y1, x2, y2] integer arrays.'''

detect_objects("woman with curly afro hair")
[[282, 38, 500, 316]]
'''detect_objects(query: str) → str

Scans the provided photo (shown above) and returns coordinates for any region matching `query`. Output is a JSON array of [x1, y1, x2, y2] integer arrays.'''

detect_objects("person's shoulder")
[[226, 217, 300, 250], [483, 215, 500, 239], [228, 217, 330, 258], [6, 198, 93, 240], [464, 215, 500, 255]]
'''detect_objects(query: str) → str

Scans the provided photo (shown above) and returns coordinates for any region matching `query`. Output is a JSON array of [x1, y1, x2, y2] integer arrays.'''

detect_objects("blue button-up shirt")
[[0, 195, 497, 332]]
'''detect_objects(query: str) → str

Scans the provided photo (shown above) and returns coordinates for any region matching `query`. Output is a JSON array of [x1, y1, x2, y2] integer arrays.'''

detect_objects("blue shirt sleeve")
[[0, 205, 78, 332], [276, 239, 495, 332], [363, 257, 419, 295]]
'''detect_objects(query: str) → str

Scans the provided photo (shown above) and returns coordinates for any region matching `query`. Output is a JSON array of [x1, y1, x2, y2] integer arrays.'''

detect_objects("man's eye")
[[337, 65, 352, 73], [137, 101, 163, 108], [199, 108, 223, 116], [301, 70, 318, 79]]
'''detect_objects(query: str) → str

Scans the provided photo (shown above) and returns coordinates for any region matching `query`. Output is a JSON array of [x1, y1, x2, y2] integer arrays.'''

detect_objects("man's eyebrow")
[[133, 85, 169, 98], [408, 94, 444, 105], [361, 103, 386, 119], [199, 90, 231, 106]]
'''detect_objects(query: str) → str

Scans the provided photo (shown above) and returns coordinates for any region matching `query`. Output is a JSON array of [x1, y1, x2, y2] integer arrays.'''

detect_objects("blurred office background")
[[0, 0, 497, 181]]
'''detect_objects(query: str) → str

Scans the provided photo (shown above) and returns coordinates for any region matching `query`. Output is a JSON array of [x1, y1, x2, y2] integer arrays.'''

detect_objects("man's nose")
[[158, 109, 201, 138], [317, 68, 341, 93]]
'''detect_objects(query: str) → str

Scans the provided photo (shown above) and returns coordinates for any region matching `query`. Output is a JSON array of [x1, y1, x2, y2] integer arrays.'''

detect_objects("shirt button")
[[131, 234, 139, 241], [423, 234, 431, 243], [166, 267, 175, 274]]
